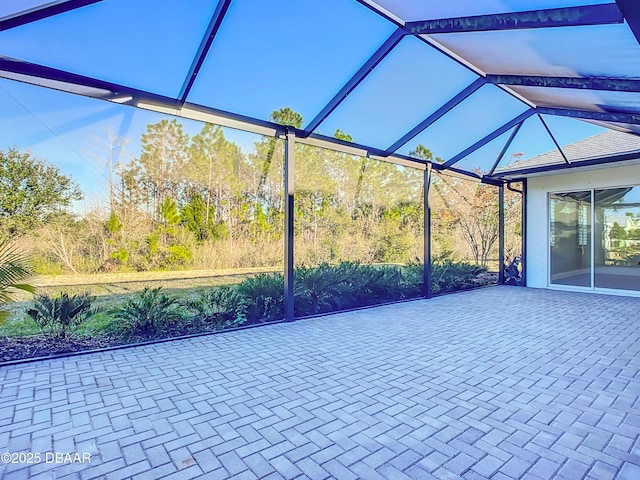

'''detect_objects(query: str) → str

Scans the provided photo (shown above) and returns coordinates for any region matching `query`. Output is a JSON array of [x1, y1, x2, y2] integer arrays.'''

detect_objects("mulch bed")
[[0, 335, 122, 363], [471, 272, 499, 285]]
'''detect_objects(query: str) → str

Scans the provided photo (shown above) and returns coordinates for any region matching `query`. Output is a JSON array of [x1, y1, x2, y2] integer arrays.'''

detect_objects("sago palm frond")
[[0, 238, 35, 321]]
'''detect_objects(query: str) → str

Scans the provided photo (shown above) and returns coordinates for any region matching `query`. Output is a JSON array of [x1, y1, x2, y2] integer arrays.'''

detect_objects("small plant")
[[188, 285, 248, 329], [113, 287, 179, 338], [27, 292, 95, 339]]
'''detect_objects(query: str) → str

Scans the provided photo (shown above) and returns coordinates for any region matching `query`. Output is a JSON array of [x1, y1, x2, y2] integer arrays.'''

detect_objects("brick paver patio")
[[1, 286, 639, 480]]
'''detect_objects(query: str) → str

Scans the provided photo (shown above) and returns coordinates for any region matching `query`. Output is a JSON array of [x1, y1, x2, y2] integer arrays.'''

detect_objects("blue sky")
[[0, 0, 610, 198], [0, 79, 262, 200]]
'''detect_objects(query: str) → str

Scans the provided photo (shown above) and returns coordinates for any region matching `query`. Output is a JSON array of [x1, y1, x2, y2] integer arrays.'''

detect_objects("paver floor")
[[1, 286, 639, 480]]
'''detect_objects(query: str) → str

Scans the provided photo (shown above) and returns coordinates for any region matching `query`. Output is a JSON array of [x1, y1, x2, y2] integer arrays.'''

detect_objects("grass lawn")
[[1, 267, 280, 338]]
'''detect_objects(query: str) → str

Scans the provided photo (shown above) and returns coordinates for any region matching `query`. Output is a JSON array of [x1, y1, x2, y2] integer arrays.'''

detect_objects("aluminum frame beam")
[[0, 0, 101, 32], [488, 121, 523, 176], [387, 151, 503, 184], [536, 106, 640, 124], [303, 28, 405, 134], [538, 114, 570, 164], [178, 0, 232, 105], [442, 110, 535, 168], [616, 0, 640, 46], [0, 55, 180, 106], [486, 74, 640, 93], [406, 4, 623, 35], [436, 165, 503, 187], [386, 78, 486, 153]]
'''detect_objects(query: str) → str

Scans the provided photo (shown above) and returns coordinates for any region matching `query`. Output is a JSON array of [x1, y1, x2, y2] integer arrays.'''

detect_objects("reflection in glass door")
[[595, 187, 640, 291], [549, 191, 592, 287]]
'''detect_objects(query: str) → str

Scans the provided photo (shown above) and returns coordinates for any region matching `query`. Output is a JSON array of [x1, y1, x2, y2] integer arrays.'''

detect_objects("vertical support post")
[[521, 179, 527, 287], [284, 128, 295, 321], [423, 165, 432, 298], [498, 184, 505, 284]]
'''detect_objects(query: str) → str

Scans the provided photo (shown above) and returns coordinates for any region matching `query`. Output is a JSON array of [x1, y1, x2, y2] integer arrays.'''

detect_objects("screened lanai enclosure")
[[2, 0, 640, 351]]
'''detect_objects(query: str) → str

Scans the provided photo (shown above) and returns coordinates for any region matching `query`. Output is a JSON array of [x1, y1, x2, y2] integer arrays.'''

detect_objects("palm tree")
[[0, 238, 35, 321]]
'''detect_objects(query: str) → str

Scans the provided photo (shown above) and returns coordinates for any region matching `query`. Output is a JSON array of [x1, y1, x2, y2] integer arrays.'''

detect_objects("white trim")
[[590, 190, 595, 289], [547, 193, 551, 287], [547, 284, 640, 298], [546, 284, 593, 294], [357, 0, 405, 25]]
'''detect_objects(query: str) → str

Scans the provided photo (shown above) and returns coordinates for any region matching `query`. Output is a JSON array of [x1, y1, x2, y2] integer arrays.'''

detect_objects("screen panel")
[[0, 0, 72, 20], [0, 78, 287, 349], [187, 0, 395, 125], [317, 36, 479, 149], [452, 128, 515, 175], [538, 115, 607, 155], [430, 172, 500, 291], [510, 86, 640, 114], [294, 143, 424, 314], [430, 24, 640, 79], [0, 0, 218, 97], [401, 84, 529, 162], [498, 115, 561, 169]]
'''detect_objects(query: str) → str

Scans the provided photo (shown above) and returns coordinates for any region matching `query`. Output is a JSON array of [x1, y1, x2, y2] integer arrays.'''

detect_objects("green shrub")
[[27, 292, 95, 339], [294, 263, 351, 315], [31, 255, 63, 275], [373, 225, 415, 263], [167, 245, 193, 266], [113, 287, 180, 338], [398, 261, 424, 297], [146, 233, 161, 257], [188, 285, 248, 329], [110, 248, 129, 264], [348, 263, 407, 304], [237, 273, 284, 323], [431, 260, 485, 294], [294, 262, 419, 316]]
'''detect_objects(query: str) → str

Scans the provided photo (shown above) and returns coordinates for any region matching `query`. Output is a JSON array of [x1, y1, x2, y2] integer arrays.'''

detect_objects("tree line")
[[0, 108, 521, 275]]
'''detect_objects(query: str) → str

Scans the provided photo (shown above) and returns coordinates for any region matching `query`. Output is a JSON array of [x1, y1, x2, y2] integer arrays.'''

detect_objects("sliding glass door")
[[550, 187, 640, 292], [550, 191, 592, 287]]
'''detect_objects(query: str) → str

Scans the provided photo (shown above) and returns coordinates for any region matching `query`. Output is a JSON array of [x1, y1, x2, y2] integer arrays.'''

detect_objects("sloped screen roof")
[[1, 0, 640, 183]]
